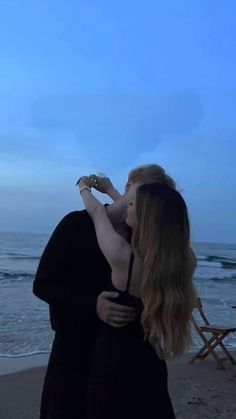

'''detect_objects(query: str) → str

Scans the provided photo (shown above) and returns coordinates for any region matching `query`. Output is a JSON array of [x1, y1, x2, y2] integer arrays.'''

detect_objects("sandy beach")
[[0, 351, 235, 419], [168, 352, 236, 419]]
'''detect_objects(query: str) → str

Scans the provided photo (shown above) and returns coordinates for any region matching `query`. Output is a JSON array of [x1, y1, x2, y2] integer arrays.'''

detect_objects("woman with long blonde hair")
[[78, 175, 197, 419]]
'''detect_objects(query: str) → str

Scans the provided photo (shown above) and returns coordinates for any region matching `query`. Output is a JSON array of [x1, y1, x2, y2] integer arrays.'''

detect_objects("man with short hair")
[[33, 164, 176, 419]]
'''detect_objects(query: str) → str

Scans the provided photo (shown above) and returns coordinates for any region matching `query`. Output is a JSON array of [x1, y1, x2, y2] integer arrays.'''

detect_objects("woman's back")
[[88, 254, 176, 419]]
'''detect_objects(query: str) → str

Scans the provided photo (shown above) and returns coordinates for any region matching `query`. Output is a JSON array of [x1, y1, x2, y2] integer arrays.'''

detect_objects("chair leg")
[[190, 347, 207, 364], [219, 341, 236, 365], [190, 338, 214, 362], [203, 342, 225, 369], [190, 331, 225, 369], [197, 335, 216, 359], [190, 346, 225, 369], [205, 332, 236, 366]]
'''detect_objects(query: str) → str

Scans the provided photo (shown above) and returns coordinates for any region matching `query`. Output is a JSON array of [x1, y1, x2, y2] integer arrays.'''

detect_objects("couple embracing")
[[33, 163, 197, 419]]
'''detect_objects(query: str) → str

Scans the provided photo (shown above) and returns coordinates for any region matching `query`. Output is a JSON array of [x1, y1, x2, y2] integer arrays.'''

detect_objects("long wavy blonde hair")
[[132, 183, 197, 358]]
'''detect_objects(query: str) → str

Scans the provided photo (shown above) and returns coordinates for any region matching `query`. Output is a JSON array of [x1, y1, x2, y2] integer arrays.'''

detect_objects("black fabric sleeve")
[[33, 211, 97, 312]]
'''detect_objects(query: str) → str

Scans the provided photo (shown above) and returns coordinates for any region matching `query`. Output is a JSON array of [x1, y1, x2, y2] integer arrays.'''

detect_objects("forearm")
[[80, 188, 105, 220], [107, 188, 121, 201]]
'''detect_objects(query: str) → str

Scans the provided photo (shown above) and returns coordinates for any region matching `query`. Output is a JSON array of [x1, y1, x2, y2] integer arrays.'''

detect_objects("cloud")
[[31, 90, 203, 170]]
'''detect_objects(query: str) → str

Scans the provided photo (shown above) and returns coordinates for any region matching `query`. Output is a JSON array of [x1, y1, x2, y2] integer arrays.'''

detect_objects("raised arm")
[[78, 177, 130, 267], [77, 176, 105, 218]]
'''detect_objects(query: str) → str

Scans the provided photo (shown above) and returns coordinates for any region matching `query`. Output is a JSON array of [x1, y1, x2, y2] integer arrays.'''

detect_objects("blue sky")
[[0, 0, 235, 243]]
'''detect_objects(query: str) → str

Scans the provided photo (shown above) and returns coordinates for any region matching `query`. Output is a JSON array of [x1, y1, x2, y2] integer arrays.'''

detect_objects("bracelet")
[[79, 186, 91, 194]]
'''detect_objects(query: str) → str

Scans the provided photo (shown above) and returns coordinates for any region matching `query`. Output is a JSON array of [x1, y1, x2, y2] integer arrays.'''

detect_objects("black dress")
[[88, 254, 176, 419]]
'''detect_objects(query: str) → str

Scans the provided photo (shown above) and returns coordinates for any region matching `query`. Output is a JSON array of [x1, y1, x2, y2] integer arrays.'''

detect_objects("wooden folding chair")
[[190, 297, 236, 370]]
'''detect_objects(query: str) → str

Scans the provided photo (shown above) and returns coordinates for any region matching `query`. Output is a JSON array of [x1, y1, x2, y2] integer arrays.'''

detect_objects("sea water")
[[0, 232, 236, 356]]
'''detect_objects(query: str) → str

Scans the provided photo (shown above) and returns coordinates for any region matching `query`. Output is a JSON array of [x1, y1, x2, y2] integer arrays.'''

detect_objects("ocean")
[[0, 232, 236, 357]]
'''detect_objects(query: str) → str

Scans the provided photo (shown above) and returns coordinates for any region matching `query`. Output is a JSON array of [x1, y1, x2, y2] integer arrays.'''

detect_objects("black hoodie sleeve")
[[33, 211, 97, 313]]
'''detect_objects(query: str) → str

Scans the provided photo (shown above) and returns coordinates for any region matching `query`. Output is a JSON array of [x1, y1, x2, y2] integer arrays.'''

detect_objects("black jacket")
[[33, 210, 111, 340]]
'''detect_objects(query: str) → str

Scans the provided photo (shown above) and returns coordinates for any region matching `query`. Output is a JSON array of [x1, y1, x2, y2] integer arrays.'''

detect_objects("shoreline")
[[0, 353, 49, 376], [1, 345, 236, 375]]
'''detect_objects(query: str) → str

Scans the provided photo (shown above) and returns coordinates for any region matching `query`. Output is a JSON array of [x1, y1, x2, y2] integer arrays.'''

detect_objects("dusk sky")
[[0, 1, 235, 243]]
